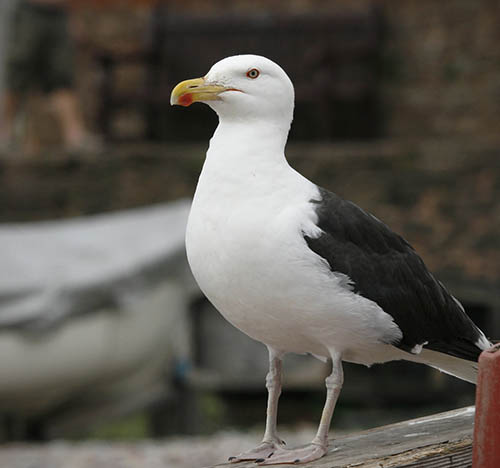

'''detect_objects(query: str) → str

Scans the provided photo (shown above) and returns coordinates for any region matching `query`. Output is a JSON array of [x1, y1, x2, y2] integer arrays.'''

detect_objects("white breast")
[[186, 158, 402, 361]]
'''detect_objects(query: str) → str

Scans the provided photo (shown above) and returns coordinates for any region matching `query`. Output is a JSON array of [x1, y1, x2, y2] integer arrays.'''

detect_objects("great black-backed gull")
[[170, 55, 491, 465]]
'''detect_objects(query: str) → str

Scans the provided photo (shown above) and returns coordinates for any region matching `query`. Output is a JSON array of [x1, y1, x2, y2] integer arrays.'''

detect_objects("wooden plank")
[[396, 442, 471, 468], [208, 406, 474, 468]]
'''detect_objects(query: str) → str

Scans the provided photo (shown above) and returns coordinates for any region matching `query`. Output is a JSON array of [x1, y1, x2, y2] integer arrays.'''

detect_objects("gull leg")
[[311, 351, 343, 448], [228, 347, 285, 463], [258, 350, 343, 465], [262, 347, 285, 444]]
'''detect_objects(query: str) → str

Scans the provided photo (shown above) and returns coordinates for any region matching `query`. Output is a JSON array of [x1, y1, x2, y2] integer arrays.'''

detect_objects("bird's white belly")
[[186, 195, 402, 361]]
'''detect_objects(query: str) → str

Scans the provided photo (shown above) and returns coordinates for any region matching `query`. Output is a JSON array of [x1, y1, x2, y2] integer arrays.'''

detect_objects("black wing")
[[304, 187, 485, 361]]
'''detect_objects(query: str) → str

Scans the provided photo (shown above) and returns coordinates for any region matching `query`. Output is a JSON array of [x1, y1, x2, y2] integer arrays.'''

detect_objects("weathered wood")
[[208, 406, 474, 468]]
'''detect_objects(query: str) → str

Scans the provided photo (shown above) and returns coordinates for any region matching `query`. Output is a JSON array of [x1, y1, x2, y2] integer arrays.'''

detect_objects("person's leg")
[[49, 88, 87, 148], [46, 9, 101, 151]]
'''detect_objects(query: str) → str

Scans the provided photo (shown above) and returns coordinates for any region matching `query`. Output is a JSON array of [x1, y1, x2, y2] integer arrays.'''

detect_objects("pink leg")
[[258, 350, 343, 465], [228, 347, 285, 463]]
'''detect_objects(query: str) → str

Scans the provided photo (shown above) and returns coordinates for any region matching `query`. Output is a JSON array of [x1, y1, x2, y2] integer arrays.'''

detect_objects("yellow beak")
[[170, 77, 228, 107]]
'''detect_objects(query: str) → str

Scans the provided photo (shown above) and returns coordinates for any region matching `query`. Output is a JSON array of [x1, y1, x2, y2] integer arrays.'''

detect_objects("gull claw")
[[255, 442, 327, 465], [228, 440, 286, 463]]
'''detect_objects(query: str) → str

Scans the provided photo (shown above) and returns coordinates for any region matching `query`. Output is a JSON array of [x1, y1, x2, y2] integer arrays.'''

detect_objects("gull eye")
[[246, 68, 260, 79]]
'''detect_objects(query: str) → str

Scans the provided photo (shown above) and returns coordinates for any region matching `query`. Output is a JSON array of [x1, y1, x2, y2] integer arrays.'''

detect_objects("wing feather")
[[304, 187, 485, 362]]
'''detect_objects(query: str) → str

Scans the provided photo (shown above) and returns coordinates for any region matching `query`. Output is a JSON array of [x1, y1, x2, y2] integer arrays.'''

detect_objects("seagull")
[[170, 55, 492, 465]]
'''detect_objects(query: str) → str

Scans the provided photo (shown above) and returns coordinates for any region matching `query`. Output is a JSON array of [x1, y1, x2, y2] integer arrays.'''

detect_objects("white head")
[[170, 55, 295, 130]]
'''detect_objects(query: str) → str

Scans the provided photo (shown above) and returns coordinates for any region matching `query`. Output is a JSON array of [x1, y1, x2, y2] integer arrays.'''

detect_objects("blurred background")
[[0, 0, 499, 467]]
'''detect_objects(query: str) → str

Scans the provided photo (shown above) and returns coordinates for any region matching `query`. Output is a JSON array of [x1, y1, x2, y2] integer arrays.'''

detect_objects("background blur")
[[0, 0, 499, 466]]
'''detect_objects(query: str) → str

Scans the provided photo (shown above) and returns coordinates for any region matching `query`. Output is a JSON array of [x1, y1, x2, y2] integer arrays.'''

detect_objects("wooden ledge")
[[209, 406, 474, 468]]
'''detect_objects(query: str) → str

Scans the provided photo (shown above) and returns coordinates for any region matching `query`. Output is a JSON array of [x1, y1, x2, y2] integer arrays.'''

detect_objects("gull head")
[[170, 55, 295, 126]]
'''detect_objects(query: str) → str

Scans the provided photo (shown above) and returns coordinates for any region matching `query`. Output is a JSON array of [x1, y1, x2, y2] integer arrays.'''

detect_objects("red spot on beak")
[[178, 93, 194, 107]]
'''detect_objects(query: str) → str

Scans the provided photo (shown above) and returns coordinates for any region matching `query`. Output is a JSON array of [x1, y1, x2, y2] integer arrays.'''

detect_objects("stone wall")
[[70, 0, 500, 141], [379, 0, 500, 138], [6, 0, 498, 147], [17, 0, 496, 145]]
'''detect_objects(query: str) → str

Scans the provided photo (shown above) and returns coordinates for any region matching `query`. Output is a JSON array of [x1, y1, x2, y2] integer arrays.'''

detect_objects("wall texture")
[[71, 0, 500, 140], [14, 0, 497, 145]]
